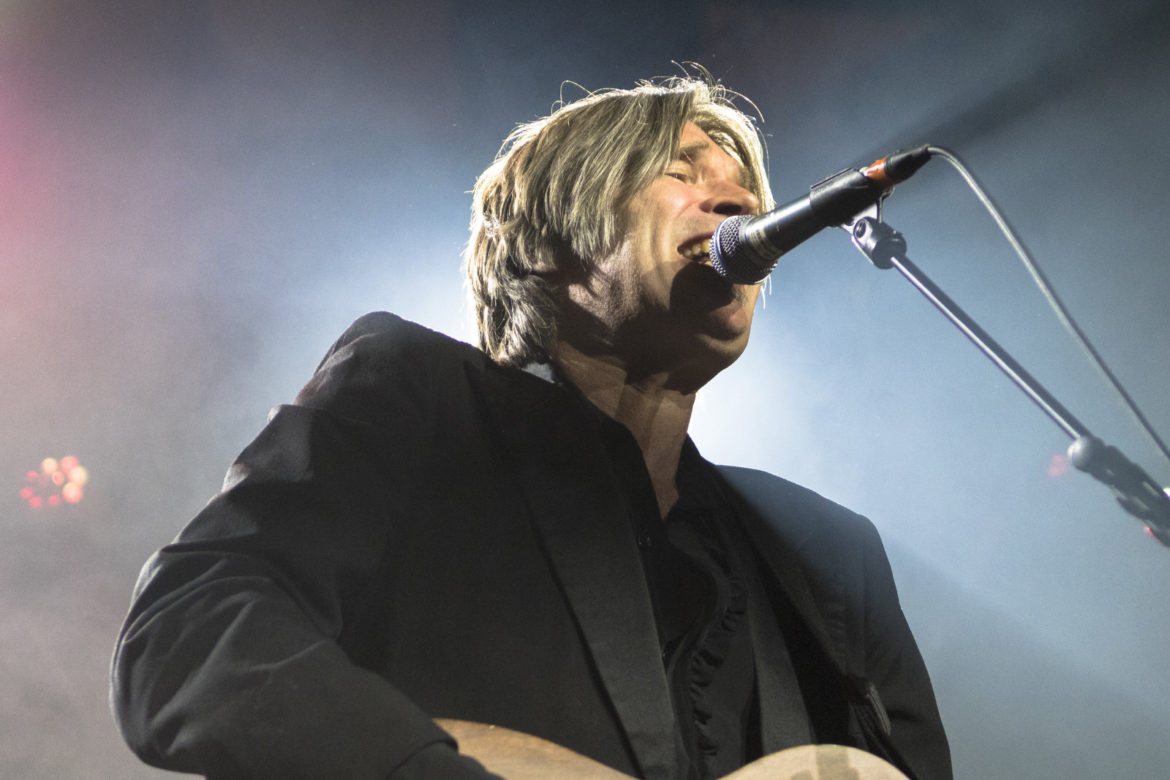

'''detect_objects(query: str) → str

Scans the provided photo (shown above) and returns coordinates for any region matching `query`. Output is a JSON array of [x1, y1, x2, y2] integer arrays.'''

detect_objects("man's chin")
[[701, 298, 755, 342], [687, 315, 752, 373], [672, 266, 758, 331]]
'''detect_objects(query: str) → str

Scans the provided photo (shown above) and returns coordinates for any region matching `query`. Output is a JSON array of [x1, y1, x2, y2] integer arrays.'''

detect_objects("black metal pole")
[[850, 217, 1089, 440], [848, 216, 1170, 546]]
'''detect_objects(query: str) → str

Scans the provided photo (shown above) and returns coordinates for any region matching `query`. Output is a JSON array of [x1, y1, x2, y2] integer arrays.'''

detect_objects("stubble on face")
[[556, 122, 763, 386]]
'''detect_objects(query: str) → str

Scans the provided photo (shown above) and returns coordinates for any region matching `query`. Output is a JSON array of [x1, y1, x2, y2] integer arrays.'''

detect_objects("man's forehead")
[[674, 122, 750, 187]]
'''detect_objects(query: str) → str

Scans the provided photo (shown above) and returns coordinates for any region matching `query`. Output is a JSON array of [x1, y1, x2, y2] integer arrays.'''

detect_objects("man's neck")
[[554, 342, 696, 519]]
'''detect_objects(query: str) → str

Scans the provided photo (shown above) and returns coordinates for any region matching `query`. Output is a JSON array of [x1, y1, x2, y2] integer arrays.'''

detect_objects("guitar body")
[[436, 719, 910, 780]]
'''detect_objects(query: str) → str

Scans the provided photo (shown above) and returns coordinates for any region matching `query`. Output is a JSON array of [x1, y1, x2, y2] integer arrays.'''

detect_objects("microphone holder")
[[845, 212, 1170, 547]]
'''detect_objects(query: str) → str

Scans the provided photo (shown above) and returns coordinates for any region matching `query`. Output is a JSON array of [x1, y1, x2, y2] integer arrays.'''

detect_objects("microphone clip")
[[845, 208, 903, 270]]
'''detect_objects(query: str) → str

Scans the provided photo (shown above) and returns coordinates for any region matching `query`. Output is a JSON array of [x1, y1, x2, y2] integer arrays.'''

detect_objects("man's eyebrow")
[[675, 139, 751, 189], [676, 141, 711, 161]]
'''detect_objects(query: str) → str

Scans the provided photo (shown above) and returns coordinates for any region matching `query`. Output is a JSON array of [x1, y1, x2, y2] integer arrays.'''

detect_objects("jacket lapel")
[[718, 467, 910, 767], [718, 466, 849, 675], [468, 365, 681, 780]]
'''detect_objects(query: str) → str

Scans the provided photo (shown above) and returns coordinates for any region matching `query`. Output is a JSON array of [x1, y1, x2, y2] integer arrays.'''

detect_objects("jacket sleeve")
[[110, 314, 501, 779], [856, 519, 953, 780]]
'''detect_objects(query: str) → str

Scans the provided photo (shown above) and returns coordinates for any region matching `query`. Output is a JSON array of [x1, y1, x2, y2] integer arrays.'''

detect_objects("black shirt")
[[592, 412, 761, 780]]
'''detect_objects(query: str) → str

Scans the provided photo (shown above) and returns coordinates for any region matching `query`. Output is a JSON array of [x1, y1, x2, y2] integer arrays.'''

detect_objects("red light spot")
[[1047, 454, 1069, 478], [22, 456, 90, 511], [62, 483, 83, 504]]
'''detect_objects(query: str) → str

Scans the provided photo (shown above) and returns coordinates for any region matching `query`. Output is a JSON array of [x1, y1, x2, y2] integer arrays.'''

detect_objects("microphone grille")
[[710, 216, 774, 285]]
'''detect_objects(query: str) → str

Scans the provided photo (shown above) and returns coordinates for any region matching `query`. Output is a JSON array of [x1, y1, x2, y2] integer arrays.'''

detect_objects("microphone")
[[710, 145, 933, 284]]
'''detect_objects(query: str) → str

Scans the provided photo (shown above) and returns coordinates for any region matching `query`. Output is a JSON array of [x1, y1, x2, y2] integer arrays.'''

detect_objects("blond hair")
[[465, 74, 773, 366]]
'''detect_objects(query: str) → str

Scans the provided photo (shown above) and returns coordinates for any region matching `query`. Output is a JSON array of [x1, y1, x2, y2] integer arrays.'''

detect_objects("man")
[[112, 75, 951, 779]]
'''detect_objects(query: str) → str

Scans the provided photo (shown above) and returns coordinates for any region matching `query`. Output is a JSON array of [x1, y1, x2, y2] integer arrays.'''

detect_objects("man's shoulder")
[[292, 312, 497, 417], [316, 311, 484, 370], [292, 312, 567, 423]]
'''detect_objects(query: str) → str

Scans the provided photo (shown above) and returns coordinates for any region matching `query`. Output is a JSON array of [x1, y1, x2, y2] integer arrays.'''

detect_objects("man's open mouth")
[[678, 236, 713, 264]]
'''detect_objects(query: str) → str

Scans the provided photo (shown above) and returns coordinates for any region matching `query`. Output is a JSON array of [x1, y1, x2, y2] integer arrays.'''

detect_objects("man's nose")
[[703, 181, 760, 217]]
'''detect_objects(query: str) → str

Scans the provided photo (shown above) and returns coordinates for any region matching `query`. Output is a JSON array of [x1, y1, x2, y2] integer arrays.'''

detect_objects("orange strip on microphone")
[[862, 157, 894, 185]]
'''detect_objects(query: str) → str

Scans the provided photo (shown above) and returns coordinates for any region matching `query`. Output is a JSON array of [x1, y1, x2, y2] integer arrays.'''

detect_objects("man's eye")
[[665, 170, 690, 182]]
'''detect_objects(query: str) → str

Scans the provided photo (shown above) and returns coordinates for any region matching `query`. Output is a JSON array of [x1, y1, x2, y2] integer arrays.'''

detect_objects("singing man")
[[112, 73, 951, 780]]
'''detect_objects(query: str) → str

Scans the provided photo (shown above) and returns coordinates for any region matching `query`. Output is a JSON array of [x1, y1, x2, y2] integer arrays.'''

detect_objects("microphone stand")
[[845, 211, 1170, 548]]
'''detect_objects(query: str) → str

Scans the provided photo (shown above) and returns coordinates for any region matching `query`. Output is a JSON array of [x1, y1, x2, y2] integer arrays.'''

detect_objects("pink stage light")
[[22, 455, 87, 510]]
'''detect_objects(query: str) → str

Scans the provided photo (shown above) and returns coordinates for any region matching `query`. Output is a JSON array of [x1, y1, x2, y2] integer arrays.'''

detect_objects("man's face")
[[557, 121, 763, 387]]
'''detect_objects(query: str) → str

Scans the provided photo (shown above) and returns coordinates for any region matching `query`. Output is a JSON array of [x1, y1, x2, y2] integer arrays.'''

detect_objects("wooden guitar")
[[436, 719, 910, 780]]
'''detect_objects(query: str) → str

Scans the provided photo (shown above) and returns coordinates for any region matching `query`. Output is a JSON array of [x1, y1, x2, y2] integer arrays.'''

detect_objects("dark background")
[[3, 1, 1169, 777]]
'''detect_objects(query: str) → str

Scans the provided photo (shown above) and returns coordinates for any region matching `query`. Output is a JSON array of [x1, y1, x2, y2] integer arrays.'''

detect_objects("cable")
[[923, 145, 1170, 473]]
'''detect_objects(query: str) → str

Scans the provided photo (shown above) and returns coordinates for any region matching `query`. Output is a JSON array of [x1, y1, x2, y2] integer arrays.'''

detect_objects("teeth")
[[681, 238, 712, 261]]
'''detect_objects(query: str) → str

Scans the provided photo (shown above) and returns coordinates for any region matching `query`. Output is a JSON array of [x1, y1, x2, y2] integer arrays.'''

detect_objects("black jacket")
[[111, 312, 951, 779]]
